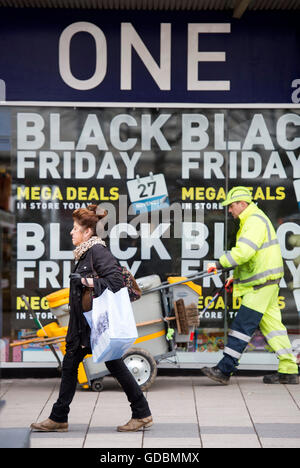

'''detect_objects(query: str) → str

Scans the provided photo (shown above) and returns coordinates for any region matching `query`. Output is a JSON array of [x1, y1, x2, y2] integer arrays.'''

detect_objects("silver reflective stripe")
[[275, 348, 293, 357], [225, 252, 239, 267], [228, 329, 252, 343], [235, 267, 284, 284], [229, 190, 252, 201], [238, 237, 279, 252], [238, 237, 259, 251], [251, 214, 271, 242], [224, 346, 242, 359], [265, 329, 288, 341], [260, 239, 279, 249], [253, 279, 280, 290]]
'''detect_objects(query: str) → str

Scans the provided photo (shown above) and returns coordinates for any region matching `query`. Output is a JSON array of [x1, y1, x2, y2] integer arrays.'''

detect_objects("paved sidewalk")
[[1, 375, 300, 448]]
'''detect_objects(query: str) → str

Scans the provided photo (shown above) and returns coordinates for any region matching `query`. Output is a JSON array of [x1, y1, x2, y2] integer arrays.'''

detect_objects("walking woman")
[[31, 205, 153, 433]]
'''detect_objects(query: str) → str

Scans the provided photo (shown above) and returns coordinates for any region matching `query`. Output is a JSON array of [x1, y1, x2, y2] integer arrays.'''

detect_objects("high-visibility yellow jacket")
[[219, 202, 284, 297]]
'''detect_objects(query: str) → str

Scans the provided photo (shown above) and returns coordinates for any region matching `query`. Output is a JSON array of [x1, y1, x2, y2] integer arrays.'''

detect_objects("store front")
[[0, 4, 299, 371]]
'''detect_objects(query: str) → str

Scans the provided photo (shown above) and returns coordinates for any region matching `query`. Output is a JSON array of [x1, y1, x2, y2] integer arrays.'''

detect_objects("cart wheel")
[[91, 378, 104, 392], [123, 348, 157, 391]]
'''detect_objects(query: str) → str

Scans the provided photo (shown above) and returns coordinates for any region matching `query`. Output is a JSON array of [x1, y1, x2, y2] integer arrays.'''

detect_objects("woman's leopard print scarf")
[[73, 236, 106, 261]]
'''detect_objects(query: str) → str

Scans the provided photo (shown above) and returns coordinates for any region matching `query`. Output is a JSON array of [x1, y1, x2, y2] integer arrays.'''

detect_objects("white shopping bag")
[[87, 287, 138, 363]]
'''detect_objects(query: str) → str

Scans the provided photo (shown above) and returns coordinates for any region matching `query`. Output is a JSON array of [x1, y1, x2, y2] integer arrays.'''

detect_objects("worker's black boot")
[[201, 366, 230, 385], [263, 372, 299, 384]]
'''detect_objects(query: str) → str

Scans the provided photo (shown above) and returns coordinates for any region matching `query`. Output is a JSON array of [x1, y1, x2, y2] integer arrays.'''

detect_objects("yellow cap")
[[46, 288, 70, 308], [222, 186, 252, 206]]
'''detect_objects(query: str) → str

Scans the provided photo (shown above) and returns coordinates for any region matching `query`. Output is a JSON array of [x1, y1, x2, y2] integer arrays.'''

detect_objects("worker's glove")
[[207, 262, 217, 274], [225, 276, 234, 293]]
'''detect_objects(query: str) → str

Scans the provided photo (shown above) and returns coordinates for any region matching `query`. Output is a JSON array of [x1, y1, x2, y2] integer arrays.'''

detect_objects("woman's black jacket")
[[66, 244, 124, 351]]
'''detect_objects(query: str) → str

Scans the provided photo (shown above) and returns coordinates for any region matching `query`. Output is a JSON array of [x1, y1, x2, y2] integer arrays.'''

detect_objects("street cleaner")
[[202, 186, 299, 385]]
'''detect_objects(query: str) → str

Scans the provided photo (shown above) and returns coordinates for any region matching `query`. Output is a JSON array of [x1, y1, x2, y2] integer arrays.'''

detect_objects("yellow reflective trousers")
[[242, 284, 298, 374]]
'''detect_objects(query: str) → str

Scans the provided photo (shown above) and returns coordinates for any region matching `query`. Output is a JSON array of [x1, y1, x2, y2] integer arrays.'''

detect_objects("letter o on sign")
[[59, 21, 107, 90]]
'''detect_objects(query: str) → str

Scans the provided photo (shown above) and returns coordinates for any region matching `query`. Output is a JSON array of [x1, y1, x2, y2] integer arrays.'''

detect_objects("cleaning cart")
[[78, 273, 176, 392], [11, 269, 225, 391]]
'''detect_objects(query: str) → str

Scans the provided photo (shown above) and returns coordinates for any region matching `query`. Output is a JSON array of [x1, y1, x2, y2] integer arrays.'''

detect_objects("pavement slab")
[[1, 375, 300, 449]]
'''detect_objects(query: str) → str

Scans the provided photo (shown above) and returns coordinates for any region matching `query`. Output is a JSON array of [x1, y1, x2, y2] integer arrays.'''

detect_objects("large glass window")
[[1, 106, 299, 368]]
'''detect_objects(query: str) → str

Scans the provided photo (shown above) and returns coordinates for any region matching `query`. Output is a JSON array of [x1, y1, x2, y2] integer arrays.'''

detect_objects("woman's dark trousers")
[[49, 346, 151, 423]]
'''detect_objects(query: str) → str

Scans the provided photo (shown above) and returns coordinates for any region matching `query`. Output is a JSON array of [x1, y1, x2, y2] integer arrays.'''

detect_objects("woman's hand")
[[81, 278, 94, 288]]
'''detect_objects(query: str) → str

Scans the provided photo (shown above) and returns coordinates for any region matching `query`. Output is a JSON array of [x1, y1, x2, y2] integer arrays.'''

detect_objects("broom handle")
[[136, 316, 175, 327], [10, 335, 67, 347]]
